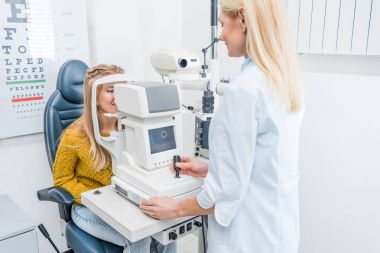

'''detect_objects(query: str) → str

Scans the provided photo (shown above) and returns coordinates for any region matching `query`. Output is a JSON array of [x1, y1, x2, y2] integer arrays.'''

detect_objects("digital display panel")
[[148, 126, 176, 154]]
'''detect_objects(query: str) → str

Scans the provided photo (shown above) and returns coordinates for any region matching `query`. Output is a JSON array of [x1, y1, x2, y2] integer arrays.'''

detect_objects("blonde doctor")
[[141, 0, 304, 252]]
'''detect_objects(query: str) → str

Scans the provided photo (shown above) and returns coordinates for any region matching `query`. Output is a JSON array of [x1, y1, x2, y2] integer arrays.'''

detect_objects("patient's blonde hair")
[[72, 64, 124, 171], [220, 0, 303, 112]]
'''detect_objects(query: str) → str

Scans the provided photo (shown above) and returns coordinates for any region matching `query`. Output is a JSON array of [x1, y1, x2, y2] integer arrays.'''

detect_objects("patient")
[[53, 64, 176, 253]]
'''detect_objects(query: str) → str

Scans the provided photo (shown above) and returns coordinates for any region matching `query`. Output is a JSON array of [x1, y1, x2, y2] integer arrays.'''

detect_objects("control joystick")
[[173, 155, 181, 178]]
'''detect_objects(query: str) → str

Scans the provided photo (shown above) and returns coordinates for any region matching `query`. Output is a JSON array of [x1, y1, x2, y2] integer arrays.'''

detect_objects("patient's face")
[[97, 83, 118, 113]]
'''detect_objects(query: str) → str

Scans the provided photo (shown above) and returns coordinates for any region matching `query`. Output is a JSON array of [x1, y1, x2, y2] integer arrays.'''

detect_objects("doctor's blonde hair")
[[220, 0, 303, 112], [71, 64, 124, 171]]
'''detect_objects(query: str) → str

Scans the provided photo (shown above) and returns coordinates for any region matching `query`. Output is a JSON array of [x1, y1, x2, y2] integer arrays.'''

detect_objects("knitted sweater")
[[53, 125, 112, 204]]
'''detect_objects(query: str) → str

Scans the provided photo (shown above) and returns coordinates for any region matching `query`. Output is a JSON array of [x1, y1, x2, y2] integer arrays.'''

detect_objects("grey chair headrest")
[[57, 60, 88, 104]]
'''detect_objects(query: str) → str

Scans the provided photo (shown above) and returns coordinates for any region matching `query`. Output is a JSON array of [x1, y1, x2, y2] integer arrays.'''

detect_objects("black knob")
[[194, 220, 202, 227], [173, 155, 181, 178], [168, 231, 177, 241], [178, 58, 187, 68]]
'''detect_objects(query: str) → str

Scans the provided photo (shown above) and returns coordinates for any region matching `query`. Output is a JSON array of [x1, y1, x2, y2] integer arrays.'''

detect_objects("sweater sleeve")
[[53, 130, 91, 204]]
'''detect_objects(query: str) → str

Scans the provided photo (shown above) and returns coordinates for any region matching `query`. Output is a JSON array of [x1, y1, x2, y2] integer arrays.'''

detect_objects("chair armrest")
[[37, 186, 74, 206]]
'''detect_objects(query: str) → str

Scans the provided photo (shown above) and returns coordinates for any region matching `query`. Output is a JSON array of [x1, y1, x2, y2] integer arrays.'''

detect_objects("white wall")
[[87, 0, 183, 81], [1, 1, 380, 253], [299, 70, 380, 253]]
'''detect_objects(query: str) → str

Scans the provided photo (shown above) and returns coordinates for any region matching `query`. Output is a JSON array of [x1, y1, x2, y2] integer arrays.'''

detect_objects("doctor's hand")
[[170, 156, 208, 178], [140, 197, 180, 220]]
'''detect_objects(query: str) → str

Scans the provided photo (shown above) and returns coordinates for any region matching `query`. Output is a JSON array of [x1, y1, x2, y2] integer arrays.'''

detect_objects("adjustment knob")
[[168, 231, 177, 241]]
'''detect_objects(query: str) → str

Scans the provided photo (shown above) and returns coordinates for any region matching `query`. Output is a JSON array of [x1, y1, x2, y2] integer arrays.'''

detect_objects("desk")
[[0, 194, 39, 253], [81, 185, 198, 243]]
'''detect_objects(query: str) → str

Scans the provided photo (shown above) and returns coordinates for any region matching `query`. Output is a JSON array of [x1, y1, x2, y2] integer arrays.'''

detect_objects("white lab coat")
[[197, 58, 304, 253]]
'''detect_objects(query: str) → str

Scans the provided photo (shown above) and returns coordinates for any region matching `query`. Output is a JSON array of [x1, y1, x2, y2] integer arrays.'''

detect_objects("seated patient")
[[53, 64, 176, 253]]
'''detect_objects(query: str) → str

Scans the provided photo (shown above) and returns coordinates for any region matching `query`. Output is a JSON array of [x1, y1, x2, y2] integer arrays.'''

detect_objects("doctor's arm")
[[140, 196, 214, 219], [141, 157, 210, 219], [194, 84, 258, 226]]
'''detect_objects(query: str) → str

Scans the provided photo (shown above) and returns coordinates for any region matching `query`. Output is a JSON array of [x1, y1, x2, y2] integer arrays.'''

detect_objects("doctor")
[[141, 0, 304, 252]]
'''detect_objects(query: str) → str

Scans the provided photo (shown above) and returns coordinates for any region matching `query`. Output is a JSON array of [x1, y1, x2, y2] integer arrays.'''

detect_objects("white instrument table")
[[81, 185, 195, 242]]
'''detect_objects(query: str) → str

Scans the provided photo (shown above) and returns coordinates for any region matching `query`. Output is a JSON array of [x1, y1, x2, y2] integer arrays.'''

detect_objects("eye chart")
[[0, 0, 89, 138]]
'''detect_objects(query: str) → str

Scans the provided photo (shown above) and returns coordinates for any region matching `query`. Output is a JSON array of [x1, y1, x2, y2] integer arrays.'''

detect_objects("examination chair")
[[36, 59, 123, 253]]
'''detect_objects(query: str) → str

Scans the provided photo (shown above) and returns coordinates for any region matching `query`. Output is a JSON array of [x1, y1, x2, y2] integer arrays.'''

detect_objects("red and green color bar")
[[6, 79, 45, 103]]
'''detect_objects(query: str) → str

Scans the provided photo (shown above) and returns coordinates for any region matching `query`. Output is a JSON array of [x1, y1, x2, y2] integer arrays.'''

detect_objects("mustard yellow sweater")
[[53, 126, 112, 204]]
